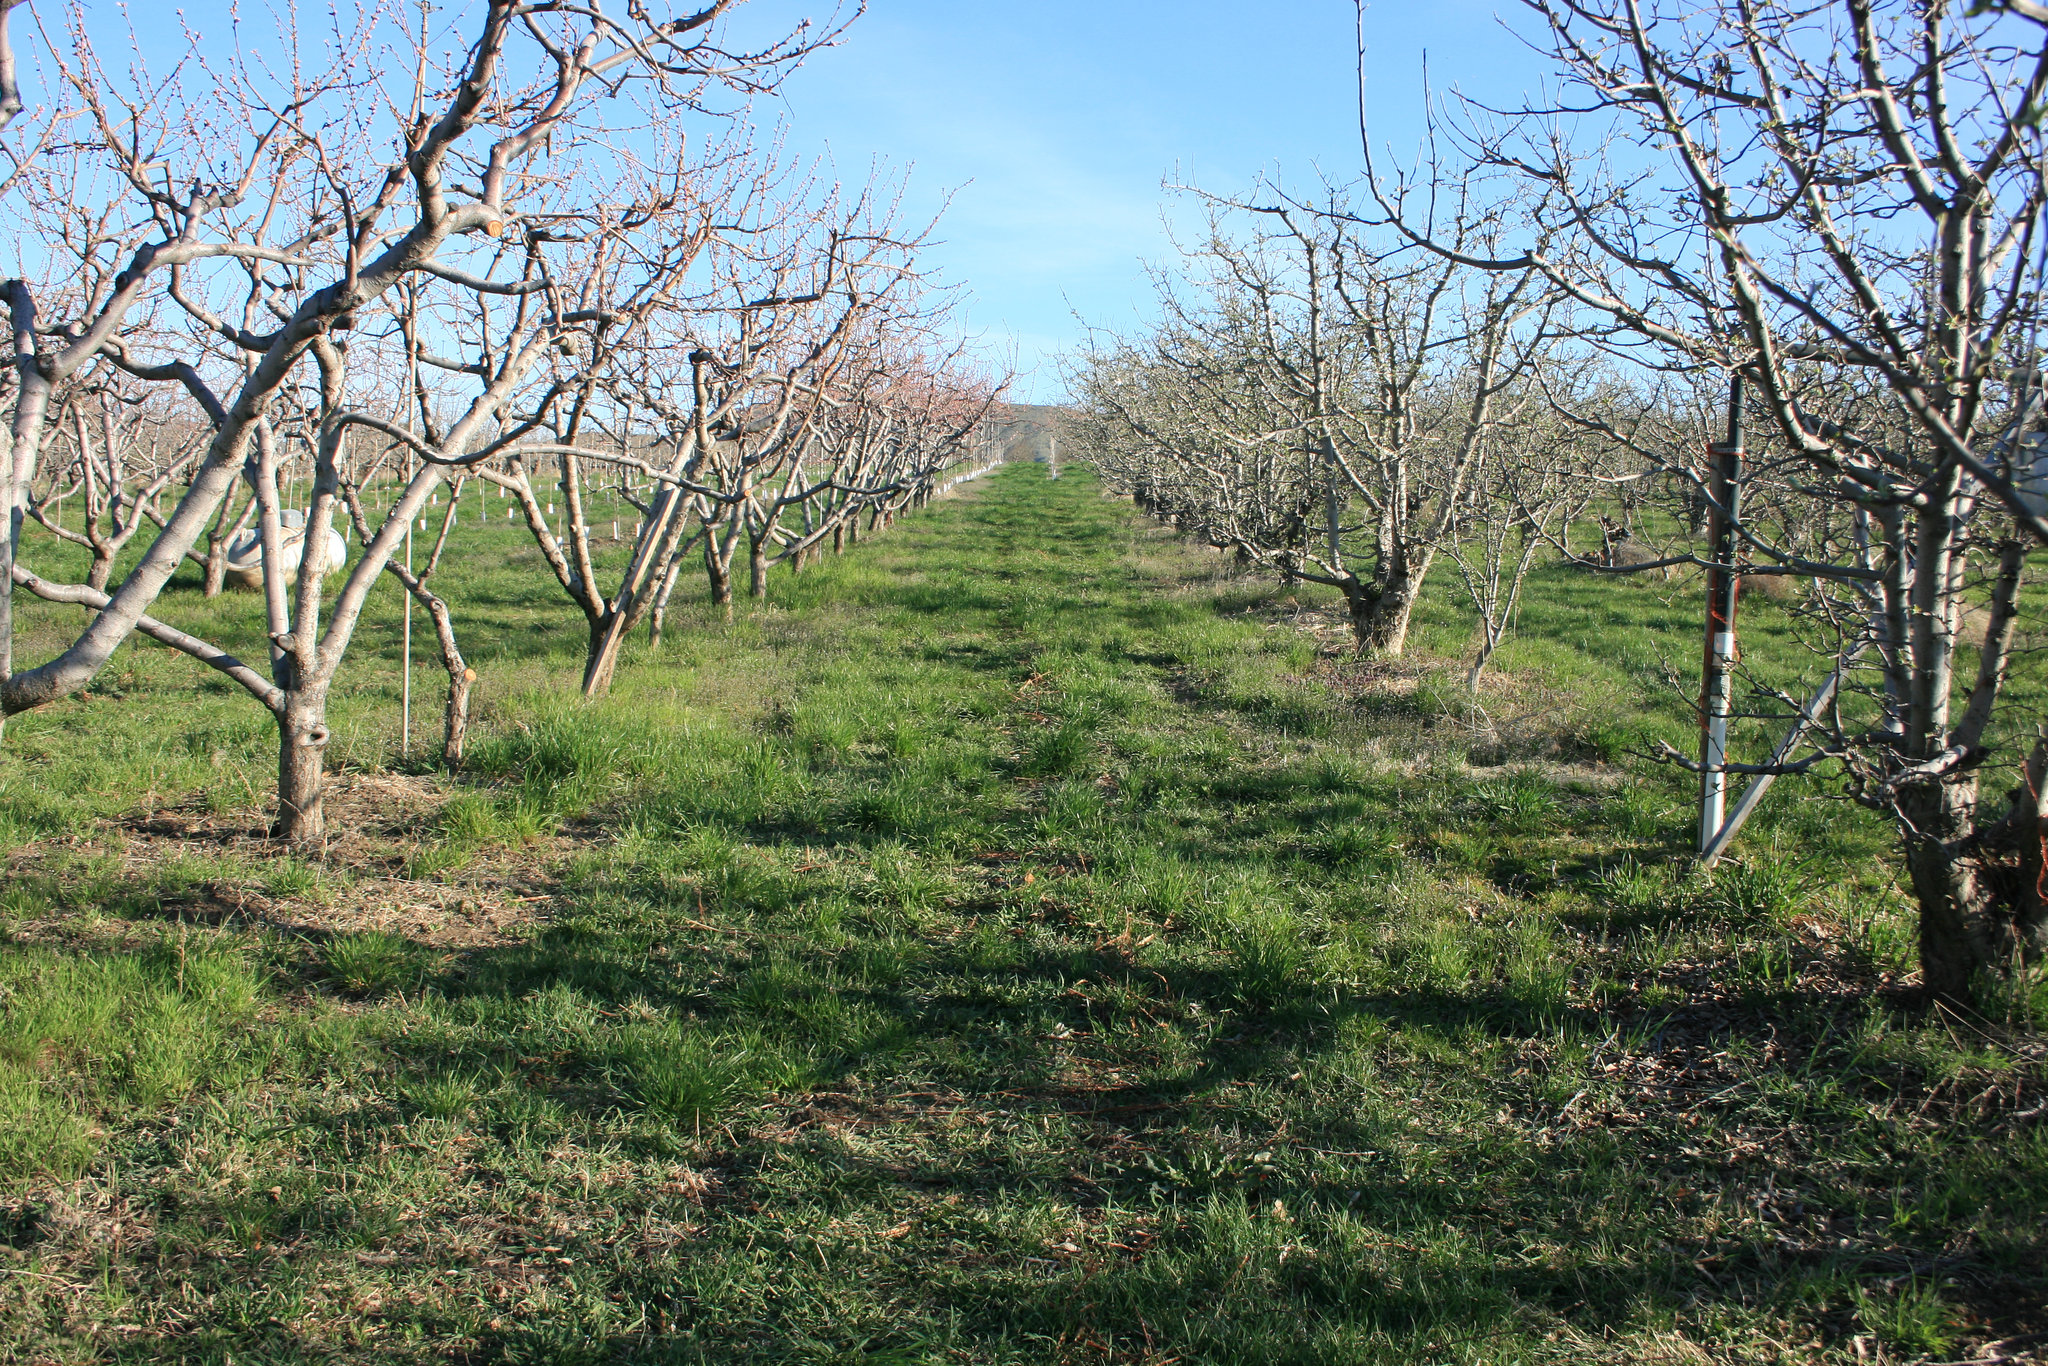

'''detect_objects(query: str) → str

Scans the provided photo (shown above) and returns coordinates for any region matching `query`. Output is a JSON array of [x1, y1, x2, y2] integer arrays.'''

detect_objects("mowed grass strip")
[[0, 465, 2042, 1364]]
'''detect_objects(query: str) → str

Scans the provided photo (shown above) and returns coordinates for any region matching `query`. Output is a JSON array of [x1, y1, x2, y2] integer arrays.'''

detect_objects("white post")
[[401, 522, 413, 760], [1701, 633, 1734, 850], [1698, 379, 1745, 856], [1701, 662, 1847, 867]]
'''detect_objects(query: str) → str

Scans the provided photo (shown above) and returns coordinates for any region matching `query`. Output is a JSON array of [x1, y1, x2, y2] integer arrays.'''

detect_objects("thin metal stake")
[[401, 520, 413, 759], [1699, 376, 1745, 856]]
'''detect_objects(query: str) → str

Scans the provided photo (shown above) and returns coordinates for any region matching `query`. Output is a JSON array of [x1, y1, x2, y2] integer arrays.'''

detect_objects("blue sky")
[[106, 1, 1550, 401], [767, 1, 1549, 398]]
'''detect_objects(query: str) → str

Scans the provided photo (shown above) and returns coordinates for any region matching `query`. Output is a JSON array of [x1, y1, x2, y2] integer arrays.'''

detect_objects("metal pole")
[[1702, 617, 1879, 866], [401, 520, 413, 760], [1699, 375, 1746, 855], [1700, 662, 1842, 866]]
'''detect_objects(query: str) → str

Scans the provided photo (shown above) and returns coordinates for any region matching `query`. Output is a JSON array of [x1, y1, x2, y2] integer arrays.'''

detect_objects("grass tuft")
[[322, 930, 433, 997]]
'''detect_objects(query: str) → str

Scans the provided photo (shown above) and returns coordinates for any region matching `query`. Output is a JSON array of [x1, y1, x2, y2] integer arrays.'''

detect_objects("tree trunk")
[[581, 614, 617, 697], [1350, 547, 1434, 657], [749, 541, 768, 598], [422, 594, 471, 766], [86, 550, 114, 592], [1465, 637, 1500, 693], [443, 665, 472, 766], [1906, 780, 1997, 1001], [1342, 580, 1376, 653], [705, 542, 732, 609], [203, 535, 229, 597], [1357, 574, 1421, 656], [271, 693, 330, 845], [833, 523, 845, 554], [648, 549, 687, 647], [1905, 768, 2048, 1002]]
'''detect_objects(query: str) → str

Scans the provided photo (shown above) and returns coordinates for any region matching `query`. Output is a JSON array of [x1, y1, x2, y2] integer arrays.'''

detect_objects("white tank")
[[223, 509, 349, 592], [2016, 431, 2048, 520]]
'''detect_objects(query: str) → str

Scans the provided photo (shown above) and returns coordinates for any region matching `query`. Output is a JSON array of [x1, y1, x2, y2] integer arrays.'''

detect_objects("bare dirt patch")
[[4, 770, 577, 949], [1238, 595, 1625, 776]]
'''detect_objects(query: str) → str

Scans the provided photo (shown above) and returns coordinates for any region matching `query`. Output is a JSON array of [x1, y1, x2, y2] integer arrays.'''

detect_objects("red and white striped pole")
[[1700, 375, 1746, 855]]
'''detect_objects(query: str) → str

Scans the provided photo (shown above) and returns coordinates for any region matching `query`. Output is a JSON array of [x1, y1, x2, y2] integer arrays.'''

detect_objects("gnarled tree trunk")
[[1906, 745, 2048, 1000], [1346, 548, 1434, 657], [423, 593, 472, 765], [203, 537, 230, 597], [272, 689, 331, 844], [705, 537, 733, 611]]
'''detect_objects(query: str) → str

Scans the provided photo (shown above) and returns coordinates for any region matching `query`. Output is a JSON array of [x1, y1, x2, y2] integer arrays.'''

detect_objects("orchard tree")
[[0, 0, 854, 841], [1364, 0, 2048, 997], [1445, 394, 1609, 689], [25, 376, 206, 590], [1074, 189, 1571, 656], [471, 167, 991, 695]]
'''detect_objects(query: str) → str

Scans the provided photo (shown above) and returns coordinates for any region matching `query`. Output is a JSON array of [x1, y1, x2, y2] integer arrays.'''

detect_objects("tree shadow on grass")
[[15, 825, 2035, 1357], [392, 919, 1963, 1362], [13, 473, 2039, 1361]]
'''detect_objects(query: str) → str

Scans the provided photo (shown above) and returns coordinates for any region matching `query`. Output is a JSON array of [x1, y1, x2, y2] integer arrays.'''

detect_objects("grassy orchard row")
[[0, 451, 958, 846], [0, 466, 2041, 1362], [2, 485, 658, 846]]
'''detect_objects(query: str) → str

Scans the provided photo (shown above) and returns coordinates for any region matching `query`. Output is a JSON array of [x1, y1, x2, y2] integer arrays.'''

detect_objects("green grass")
[[0, 466, 2041, 1363]]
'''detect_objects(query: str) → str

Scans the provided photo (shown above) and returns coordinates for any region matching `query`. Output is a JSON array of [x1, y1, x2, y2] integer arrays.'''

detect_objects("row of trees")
[[1071, 194, 1605, 687], [1077, 0, 2048, 1002], [0, 1, 1001, 843]]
